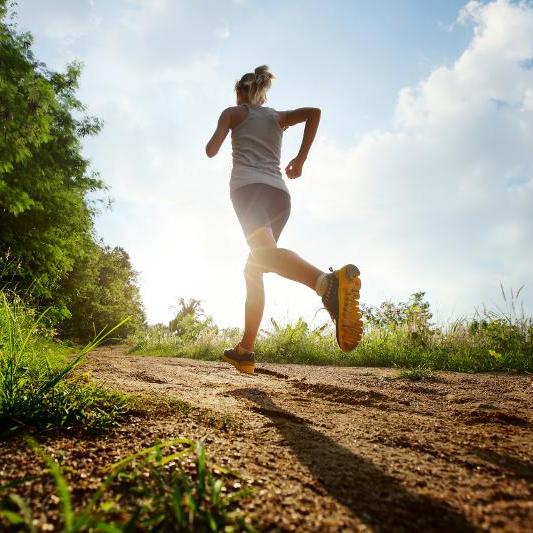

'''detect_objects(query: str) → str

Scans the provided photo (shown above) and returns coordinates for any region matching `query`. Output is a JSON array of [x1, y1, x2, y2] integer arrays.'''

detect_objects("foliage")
[[0, 3, 145, 341], [0, 4, 103, 301], [362, 291, 433, 331], [130, 290, 533, 373], [0, 290, 132, 434], [131, 298, 220, 355], [256, 318, 334, 364], [0, 436, 254, 532], [168, 298, 217, 342], [59, 245, 146, 342], [397, 365, 435, 381]]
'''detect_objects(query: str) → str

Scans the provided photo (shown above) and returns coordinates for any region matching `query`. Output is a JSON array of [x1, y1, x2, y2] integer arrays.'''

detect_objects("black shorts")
[[230, 183, 291, 242]]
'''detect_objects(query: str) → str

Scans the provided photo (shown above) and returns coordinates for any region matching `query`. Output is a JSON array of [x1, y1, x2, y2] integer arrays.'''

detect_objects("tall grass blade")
[[4, 494, 35, 532], [0, 509, 26, 526], [37, 317, 132, 396], [26, 437, 73, 532]]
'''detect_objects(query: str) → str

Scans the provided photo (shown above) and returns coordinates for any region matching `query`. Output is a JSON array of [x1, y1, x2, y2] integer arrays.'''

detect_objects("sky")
[[13, 0, 533, 328]]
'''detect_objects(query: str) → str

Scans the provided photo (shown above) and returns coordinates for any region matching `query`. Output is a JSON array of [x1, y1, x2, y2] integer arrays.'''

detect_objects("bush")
[[0, 291, 131, 434], [0, 4, 145, 343], [130, 290, 533, 373]]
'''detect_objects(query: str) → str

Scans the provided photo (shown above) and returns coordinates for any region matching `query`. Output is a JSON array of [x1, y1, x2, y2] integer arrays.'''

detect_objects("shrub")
[[130, 289, 533, 373], [0, 291, 131, 434]]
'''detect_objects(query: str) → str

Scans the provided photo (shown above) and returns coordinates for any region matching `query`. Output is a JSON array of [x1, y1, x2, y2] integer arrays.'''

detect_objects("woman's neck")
[[237, 98, 261, 106]]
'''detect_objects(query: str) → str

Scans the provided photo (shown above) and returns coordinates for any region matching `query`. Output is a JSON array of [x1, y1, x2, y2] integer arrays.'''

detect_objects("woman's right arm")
[[279, 107, 321, 179], [205, 108, 232, 158]]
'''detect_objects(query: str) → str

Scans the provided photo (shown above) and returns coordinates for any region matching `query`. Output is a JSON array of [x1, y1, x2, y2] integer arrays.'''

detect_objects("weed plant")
[[130, 290, 532, 373], [0, 291, 131, 434], [397, 365, 436, 381], [0, 436, 254, 532], [131, 323, 242, 360]]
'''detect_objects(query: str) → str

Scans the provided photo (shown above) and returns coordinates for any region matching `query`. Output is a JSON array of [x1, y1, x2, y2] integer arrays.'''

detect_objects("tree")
[[0, 2, 103, 307], [362, 292, 433, 331], [169, 298, 216, 341], [59, 245, 146, 342], [0, 2, 145, 340]]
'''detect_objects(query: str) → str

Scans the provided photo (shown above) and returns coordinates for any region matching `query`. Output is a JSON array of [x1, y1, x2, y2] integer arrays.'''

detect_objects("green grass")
[[0, 436, 255, 532], [397, 365, 436, 381], [0, 292, 254, 529], [129, 291, 533, 373], [0, 291, 132, 434], [130, 325, 242, 361]]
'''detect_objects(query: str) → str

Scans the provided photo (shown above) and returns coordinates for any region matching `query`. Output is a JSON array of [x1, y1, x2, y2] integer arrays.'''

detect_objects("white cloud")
[[524, 88, 533, 111], [17, 0, 533, 327], [17, 0, 101, 45], [216, 26, 231, 40], [297, 0, 533, 319]]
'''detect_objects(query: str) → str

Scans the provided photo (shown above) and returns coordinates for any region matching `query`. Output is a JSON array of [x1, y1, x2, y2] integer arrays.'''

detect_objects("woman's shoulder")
[[263, 106, 284, 122], [223, 105, 247, 116], [224, 104, 249, 129], [223, 105, 249, 129]]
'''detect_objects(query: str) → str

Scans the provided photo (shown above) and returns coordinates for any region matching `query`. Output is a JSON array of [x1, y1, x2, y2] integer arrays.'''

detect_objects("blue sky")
[[14, 0, 533, 327]]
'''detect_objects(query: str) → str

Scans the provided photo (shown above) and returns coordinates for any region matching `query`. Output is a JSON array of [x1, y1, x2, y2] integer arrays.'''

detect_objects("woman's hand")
[[285, 156, 305, 179]]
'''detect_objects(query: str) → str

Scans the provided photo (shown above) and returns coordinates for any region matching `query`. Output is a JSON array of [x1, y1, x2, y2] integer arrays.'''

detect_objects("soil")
[[1, 346, 532, 532]]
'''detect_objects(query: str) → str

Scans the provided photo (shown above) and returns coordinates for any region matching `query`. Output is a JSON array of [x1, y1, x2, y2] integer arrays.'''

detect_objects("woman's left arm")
[[206, 108, 232, 157]]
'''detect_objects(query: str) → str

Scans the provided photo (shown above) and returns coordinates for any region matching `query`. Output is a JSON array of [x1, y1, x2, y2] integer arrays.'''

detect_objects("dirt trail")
[[79, 346, 533, 531]]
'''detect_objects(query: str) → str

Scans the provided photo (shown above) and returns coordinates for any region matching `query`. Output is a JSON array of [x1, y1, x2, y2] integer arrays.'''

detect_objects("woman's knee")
[[250, 246, 277, 269], [244, 256, 264, 284]]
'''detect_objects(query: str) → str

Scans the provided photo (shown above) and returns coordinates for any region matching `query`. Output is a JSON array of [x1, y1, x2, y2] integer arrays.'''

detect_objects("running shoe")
[[223, 344, 255, 375], [321, 264, 363, 352]]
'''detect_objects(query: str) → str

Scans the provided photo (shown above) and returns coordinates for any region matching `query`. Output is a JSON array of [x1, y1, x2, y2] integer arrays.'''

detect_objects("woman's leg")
[[240, 254, 265, 352], [232, 185, 322, 291], [232, 186, 325, 352], [247, 227, 324, 290], [239, 226, 325, 351]]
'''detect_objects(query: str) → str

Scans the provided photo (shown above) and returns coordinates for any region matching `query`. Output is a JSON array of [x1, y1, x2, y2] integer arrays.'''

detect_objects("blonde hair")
[[234, 65, 275, 105]]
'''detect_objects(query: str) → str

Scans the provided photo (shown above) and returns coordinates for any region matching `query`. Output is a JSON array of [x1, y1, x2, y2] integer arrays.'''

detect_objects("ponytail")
[[235, 65, 275, 105]]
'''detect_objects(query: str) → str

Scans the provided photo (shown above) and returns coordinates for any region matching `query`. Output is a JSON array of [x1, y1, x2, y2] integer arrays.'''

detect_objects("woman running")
[[206, 65, 362, 375]]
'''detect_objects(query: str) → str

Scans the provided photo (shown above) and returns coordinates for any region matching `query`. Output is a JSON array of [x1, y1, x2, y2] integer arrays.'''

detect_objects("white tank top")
[[230, 104, 289, 195]]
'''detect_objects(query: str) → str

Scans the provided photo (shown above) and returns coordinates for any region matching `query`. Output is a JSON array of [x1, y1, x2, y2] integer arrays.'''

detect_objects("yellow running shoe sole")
[[336, 264, 363, 352], [223, 355, 255, 375]]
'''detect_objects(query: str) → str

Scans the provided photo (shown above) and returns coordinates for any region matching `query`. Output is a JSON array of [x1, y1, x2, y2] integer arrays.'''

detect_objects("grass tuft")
[[0, 436, 255, 532], [0, 291, 133, 434], [128, 290, 533, 373], [397, 365, 435, 381]]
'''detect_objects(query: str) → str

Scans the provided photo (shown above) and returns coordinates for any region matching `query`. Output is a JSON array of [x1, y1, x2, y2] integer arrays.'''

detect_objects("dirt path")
[[3, 347, 531, 531], [79, 346, 533, 532]]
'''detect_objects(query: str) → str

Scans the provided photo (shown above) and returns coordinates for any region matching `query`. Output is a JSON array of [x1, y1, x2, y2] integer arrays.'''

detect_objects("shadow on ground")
[[230, 387, 474, 533], [470, 446, 533, 482]]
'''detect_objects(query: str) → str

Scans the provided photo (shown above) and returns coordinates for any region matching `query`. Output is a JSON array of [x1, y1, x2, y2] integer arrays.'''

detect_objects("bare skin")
[[206, 89, 324, 352]]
